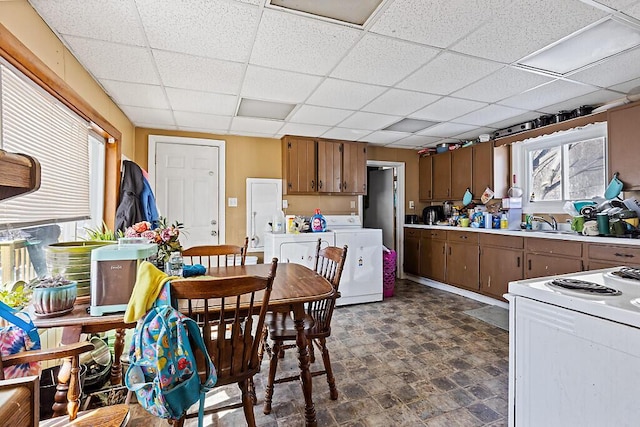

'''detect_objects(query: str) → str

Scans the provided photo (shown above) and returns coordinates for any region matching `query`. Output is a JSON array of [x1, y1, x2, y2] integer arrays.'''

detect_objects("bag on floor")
[[125, 284, 216, 426], [0, 300, 41, 379]]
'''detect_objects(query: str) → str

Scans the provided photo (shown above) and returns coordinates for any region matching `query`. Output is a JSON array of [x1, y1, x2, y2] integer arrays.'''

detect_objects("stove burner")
[[547, 278, 622, 296], [612, 267, 640, 282]]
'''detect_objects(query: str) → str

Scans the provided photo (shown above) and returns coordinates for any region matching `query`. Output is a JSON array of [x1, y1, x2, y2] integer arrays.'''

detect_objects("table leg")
[[292, 304, 317, 427], [53, 325, 82, 417], [110, 328, 125, 385]]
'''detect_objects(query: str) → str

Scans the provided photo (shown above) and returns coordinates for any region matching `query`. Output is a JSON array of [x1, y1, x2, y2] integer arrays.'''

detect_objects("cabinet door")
[[420, 232, 446, 282], [608, 102, 640, 191], [419, 156, 433, 201], [525, 253, 583, 279], [480, 246, 523, 300], [472, 142, 493, 198], [283, 137, 316, 194], [446, 241, 479, 290], [404, 229, 420, 275], [451, 147, 472, 200], [317, 139, 341, 193], [342, 142, 367, 194], [432, 152, 451, 200]]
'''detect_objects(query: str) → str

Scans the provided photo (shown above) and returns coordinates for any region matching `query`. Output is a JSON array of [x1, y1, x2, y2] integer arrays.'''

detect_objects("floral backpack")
[[125, 284, 216, 426], [0, 301, 41, 379]]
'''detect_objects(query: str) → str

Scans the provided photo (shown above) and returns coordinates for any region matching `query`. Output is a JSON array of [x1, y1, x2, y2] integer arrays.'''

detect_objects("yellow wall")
[[0, 0, 136, 157]]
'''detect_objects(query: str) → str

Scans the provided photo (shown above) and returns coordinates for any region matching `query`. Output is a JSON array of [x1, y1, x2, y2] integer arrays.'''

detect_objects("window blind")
[[0, 61, 90, 229]]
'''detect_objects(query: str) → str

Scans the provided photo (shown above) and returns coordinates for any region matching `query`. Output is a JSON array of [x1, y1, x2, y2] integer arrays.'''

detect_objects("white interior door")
[[150, 136, 225, 249]]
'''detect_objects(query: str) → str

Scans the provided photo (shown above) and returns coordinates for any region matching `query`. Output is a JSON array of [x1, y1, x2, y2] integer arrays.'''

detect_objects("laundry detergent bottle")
[[311, 209, 327, 232]]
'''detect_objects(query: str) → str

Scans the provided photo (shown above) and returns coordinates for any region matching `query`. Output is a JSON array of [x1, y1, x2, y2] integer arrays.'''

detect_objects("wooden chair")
[[0, 341, 129, 426], [182, 237, 249, 268], [262, 240, 347, 415], [170, 258, 277, 427]]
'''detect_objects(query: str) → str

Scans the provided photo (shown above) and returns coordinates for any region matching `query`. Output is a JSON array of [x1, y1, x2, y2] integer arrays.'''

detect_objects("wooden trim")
[[494, 111, 607, 146]]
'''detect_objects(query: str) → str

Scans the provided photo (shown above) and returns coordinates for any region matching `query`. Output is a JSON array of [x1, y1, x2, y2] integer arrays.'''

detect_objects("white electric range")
[[506, 267, 640, 427], [263, 215, 383, 306]]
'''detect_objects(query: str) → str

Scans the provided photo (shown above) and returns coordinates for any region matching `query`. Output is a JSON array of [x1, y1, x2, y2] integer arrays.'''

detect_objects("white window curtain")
[[0, 60, 90, 230]]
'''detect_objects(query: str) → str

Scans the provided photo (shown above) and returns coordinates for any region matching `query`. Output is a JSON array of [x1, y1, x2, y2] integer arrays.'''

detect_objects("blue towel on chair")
[[183, 264, 206, 277]]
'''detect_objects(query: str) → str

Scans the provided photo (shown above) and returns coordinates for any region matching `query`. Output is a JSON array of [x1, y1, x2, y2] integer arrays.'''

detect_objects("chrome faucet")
[[532, 215, 558, 230]]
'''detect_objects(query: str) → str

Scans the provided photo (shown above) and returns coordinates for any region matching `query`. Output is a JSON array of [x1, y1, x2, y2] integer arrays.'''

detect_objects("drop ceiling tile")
[[321, 128, 371, 140], [538, 88, 623, 113], [359, 131, 411, 144], [64, 36, 159, 84], [363, 89, 440, 115], [307, 79, 387, 110], [398, 52, 504, 95], [418, 122, 477, 138], [250, 9, 361, 75], [165, 88, 238, 115], [411, 97, 487, 121], [609, 77, 640, 94], [452, 67, 553, 103], [624, 2, 640, 18], [289, 105, 354, 126], [154, 50, 245, 94], [454, 104, 529, 127], [100, 80, 169, 109], [278, 123, 331, 137], [498, 80, 597, 111], [30, 0, 147, 46], [594, 0, 639, 11], [384, 143, 420, 149], [452, 0, 607, 63], [174, 111, 232, 130], [121, 105, 174, 126], [137, 122, 178, 131], [234, 0, 262, 5], [394, 135, 440, 147], [338, 112, 400, 131], [487, 111, 541, 130], [370, 0, 510, 48], [455, 127, 496, 140], [569, 47, 640, 88], [230, 117, 284, 134], [330, 33, 439, 86], [241, 66, 322, 103], [136, 0, 259, 62]]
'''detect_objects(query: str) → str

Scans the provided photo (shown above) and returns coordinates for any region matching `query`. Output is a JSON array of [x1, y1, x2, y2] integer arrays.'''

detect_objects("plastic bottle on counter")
[[500, 213, 509, 229], [311, 209, 327, 232], [272, 210, 285, 234]]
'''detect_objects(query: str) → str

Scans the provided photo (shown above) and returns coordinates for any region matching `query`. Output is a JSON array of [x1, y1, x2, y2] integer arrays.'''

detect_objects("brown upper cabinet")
[[419, 155, 433, 201], [472, 142, 494, 199], [432, 151, 452, 199], [451, 146, 472, 200], [608, 101, 640, 191], [282, 135, 367, 195]]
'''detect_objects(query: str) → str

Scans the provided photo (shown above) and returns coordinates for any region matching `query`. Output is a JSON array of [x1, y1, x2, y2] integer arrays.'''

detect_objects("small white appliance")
[[506, 267, 640, 427], [90, 243, 157, 316], [263, 215, 383, 306]]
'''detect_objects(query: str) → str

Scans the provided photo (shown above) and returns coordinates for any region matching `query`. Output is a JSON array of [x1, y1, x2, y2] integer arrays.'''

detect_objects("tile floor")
[[128, 279, 509, 426]]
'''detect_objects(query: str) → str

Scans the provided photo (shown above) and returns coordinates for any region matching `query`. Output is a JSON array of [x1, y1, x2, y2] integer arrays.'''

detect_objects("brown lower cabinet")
[[404, 228, 420, 276], [525, 238, 583, 279], [586, 243, 640, 270], [446, 231, 479, 291], [479, 234, 524, 301], [420, 229, 446, 282]]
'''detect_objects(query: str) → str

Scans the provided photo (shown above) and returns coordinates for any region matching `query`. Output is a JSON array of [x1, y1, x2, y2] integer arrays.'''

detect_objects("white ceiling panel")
[[370, 0, 510, 48], [488, 111, 542, 130], [609, 77, 640, 94], [230, 117, 284, 134], [136, 0, 259, 62], [120, 105, 175, 126], [278, 123, 331, 137], [137, 122, 178, 131], [624, 2, 640, 18], [307, 79, 387, 110], [241, 66, 322, 103], [569, 47, 640, 88], [593, 0, 639, 11], [362, 89, 440, 115], [393, 134, 440, 147], [498, 80, 597, 111], [30, 0, 147, 45], [322, 128, 372, 140], [174, 111, 232, 130], [359, 130, 411, 144], [453, 0, 607, 63], [250, 9, 361, 75], [397, 52, 504, 95], [330, 33, 439, 86], [411, 97, 487, 121], [418, 122, 477, 138], [100, 80, 169, 109], [539, 88, 624, 113], [338, 111, 400, 131], [453, 67, 554, 104], [165, 88, 238, 116], [289, 105, 354, 126], [454, 104, 529, 127], [64, 36, 159, 84], [455, 127, 497, 141], [154, 50, 245, 94]]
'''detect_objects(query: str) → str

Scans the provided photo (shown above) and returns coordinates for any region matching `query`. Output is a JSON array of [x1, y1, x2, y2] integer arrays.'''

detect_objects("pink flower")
[[141, 230, 156, 241]]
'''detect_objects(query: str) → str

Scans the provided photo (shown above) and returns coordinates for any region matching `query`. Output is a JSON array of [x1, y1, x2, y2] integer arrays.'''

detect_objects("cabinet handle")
[[344, 181, 347, 190], [442, 246, 445, 254], [449, 246, 452, 255], [288, 182, 292, 189], [614, 252, 635, 258], [363, 183, 366, 192], [428, 190, 431, 198], [311, 180, 315, 190], [318, 180, 323, 189], [528, 259, 532, 270], [339, 181, 342, 191], [517, 256, 520, 267]]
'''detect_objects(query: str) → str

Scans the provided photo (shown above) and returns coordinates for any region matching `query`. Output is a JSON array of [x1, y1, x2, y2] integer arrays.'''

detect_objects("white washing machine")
[[263, 231, 333, 270]]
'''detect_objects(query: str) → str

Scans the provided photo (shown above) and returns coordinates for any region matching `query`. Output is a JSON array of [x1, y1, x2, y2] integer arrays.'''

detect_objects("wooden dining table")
[[30, 262, 333, 427]]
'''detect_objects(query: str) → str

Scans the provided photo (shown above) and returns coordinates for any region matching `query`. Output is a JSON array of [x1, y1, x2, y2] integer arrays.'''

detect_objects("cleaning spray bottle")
[[311, 209, 327, 232]]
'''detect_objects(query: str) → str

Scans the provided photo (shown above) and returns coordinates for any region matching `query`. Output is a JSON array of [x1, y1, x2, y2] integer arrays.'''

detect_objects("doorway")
[[148, 135, 226, 247], [362, 160, 405, 278]]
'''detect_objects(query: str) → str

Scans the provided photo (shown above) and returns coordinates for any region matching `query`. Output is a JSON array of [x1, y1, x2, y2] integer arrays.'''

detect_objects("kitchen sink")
[[539, 230, 579, 235]]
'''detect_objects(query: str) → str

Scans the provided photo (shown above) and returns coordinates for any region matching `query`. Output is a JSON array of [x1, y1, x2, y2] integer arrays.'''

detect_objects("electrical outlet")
[[282, 199, 288, 209], [228, 197, 237, 207], [350, 200, 356, 209], [409, 200, 415, 209]]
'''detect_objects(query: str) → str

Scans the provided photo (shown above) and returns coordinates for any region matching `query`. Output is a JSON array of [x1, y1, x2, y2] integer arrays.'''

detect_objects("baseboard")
[[405, 274, 509, 309]]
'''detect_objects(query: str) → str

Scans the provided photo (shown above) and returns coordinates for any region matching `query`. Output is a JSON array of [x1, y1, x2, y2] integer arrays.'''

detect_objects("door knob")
[[211, 230, 217, 236]]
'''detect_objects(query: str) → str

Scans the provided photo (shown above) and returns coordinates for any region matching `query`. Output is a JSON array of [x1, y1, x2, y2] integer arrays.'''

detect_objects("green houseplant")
[[29, 274, 77, 317]]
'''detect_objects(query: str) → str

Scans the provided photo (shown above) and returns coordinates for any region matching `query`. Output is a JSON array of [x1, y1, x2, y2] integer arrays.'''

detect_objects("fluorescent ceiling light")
[[269, 0, 384, 26], [384, 118, 439, 133], [237, 98, 296, 120], [518, 17, 640, 75]]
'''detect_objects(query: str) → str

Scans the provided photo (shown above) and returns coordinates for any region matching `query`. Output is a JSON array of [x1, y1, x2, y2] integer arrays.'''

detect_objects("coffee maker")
[[422, 206, 444, 225]]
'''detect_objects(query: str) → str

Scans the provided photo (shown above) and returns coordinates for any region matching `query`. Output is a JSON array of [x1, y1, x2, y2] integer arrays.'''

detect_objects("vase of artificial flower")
[[124, 217, 183, 268]]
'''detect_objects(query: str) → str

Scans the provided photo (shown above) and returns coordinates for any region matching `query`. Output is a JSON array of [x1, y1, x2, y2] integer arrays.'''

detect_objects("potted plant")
[[29, 274, 77, 317]]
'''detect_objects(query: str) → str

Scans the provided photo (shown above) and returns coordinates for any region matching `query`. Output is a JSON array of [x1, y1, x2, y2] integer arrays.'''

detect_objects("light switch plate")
[[228, 197, 238, 207], [350, 200, 356, 209], [282, 199, 288, 209], [409, 200, 415, 209]]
